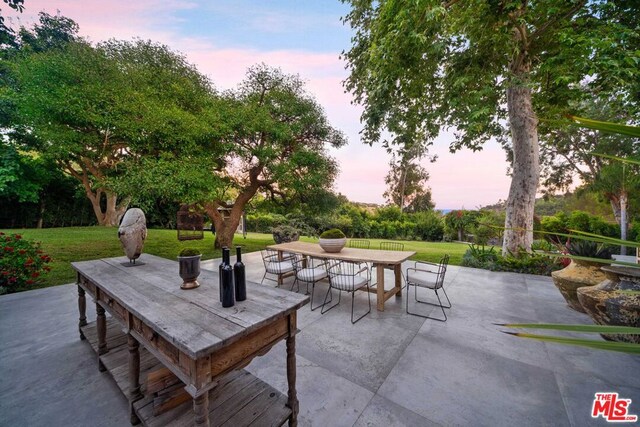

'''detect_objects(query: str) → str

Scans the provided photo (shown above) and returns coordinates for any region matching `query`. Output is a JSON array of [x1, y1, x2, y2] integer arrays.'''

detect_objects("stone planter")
[[577, 266, 640, 344], [178, 255, 201, 289], [551, 260, 608, 313], [319, 238, 347, 253]]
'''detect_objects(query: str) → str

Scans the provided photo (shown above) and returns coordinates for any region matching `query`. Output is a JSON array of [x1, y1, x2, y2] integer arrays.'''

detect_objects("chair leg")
[[406, 284, 450, 322], [310, 280, 331, 311], [290, 276, 299, 292], [321, 287, 341, 314], [350, 286, 372, 324]]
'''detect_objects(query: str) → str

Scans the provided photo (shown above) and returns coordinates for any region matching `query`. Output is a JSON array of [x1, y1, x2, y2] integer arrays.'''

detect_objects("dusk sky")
[[5, 0, 512, 209]]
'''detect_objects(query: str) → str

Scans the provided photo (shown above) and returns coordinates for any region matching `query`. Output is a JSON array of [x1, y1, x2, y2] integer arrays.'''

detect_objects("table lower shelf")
[[81, 320, 291, 427]]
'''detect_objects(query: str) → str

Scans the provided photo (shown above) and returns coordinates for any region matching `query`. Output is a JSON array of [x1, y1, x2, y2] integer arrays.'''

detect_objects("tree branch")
[[529, 0, 586, 42]]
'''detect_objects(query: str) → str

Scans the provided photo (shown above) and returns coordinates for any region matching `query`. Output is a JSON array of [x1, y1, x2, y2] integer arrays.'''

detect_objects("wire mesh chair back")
[[434, 254, 450, 289], [177, 204, 204, 241], [262, 249, 298, 270], [349, 239, 371, 249], [328, 261, 368, 286], [380, 241, 404, 251]]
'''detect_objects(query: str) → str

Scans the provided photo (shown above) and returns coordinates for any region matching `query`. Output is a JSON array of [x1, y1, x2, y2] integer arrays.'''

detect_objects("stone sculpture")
[[118, 208, 147, 264]]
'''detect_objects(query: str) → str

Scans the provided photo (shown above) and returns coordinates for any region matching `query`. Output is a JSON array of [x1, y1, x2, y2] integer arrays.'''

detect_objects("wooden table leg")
[[286, 313, 299, 427], [78, 284, 87, 340], [376, 264, 385, 311], [394, 264, 402, 297], [96, 303, 107, 372], [193, 393, 209, 426], [128, 334, 143, 425]]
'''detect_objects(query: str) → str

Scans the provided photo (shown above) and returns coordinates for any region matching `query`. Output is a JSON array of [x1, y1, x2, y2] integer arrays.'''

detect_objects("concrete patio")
[[1, 252, 638, 426]]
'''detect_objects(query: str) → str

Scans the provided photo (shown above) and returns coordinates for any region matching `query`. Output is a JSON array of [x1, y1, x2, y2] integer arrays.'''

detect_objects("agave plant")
[[566, 239, 614, 260], [498, 324, 640, 354]]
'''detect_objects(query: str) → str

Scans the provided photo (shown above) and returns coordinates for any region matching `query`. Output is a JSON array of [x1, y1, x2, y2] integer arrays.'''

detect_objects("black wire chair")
[[349, 239, 371, 249], [373, 241, 406, 289], [405, 255, 451, 321], [292, 256, 331, 310], [260, 249, 297, 287], [321, 260, 372, 324]]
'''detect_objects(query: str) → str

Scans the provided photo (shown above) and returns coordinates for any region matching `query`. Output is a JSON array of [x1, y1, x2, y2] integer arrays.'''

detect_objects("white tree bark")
[[502, 72, 540, 255], [620, 190, 628, 256]]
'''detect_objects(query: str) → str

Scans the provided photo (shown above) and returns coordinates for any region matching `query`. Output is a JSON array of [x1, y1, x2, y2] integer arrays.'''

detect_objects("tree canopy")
[[342, 0, 639, 253], [5, 16, 217, 225], [115, 65, 347, 247]]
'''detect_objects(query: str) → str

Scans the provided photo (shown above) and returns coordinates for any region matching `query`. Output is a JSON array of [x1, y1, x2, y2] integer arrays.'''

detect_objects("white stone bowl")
[[319, 238, 347, 253]]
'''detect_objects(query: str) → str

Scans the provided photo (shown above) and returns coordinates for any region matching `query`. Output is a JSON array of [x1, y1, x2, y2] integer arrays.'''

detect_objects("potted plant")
[[178, 248, 202, 289], [272, 225, 300, 244], [551, 239, 613, 312], [318, 229, 347, 253]]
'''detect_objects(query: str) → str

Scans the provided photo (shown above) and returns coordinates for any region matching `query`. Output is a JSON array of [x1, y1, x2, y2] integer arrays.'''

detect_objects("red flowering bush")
[[0, 232, 51, 294]]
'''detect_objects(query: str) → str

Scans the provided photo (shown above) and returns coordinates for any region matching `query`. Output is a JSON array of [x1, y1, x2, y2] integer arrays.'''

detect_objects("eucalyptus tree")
[[383, 150, 433, 212], [342, 0, 639, 254], [7, 35, 216, 225]]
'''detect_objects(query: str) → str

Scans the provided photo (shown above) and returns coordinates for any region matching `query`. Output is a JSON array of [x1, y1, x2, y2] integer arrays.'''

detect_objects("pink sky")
[[5, 1, 512, 209]]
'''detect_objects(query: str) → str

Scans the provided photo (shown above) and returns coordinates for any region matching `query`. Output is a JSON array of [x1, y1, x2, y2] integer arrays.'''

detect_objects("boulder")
[[118, 208, 147, 261]]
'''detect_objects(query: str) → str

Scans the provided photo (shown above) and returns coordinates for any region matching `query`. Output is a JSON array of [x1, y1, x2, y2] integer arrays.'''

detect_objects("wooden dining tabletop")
[[268, 241, 415, 311]]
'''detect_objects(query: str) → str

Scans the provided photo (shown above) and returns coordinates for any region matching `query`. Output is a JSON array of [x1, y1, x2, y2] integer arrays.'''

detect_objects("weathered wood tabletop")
[[72, 254, 309, 427], [267, 241, 415, 311]]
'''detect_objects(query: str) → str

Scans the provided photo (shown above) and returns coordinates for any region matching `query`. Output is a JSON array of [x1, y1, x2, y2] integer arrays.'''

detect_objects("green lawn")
[[1, 227, 472, 290]]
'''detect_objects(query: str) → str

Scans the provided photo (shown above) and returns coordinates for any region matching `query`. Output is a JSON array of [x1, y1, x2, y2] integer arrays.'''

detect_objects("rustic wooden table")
[[267, 241, 415, 312], [72, 254, 309, 427]]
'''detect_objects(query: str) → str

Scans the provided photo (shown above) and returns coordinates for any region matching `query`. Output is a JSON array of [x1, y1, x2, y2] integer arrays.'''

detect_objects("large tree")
[[342, 0, 639, 254], [6, 28, 216, 225], [118, 65, 346, 248]]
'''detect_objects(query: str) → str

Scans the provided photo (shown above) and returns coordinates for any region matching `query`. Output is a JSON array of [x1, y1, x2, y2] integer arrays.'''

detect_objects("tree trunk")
[[458, 227, 463, 242], [620, 190, 628, 256], [36, 198, 45, 229], [104, 192, 128, 226], [609, 196, 622, 226], [502, 66, 540, 255]]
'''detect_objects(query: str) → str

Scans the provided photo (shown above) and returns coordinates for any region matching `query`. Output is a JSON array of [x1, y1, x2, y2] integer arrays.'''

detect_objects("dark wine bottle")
[[218, 247, 225, 302], [234, 246, 246, 301], [220, 247, 235, 307]]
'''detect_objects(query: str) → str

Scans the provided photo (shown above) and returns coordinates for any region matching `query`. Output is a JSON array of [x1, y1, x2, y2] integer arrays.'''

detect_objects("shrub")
[[495, 251, 564, 276], [588, 216, 618, 238], [567, 211, 591, 232], [179, 248, 201, 257], [461, 243, 563, 276], [540, 215, 567, 241], [246, 213, 287, 233], [375, 205, 402, 222], [320, 228, 346, 239], [412, 211, 444, 241], [461, 244, 499, 270], [272, 225, 300, 243], [531, 239, 555, 252], [0, 232, 51, 294]]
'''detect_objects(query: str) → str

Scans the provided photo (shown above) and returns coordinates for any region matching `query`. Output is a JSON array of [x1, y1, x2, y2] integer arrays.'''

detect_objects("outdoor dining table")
[[72, 254, 308, 427], [267, 241, 416, 311]]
